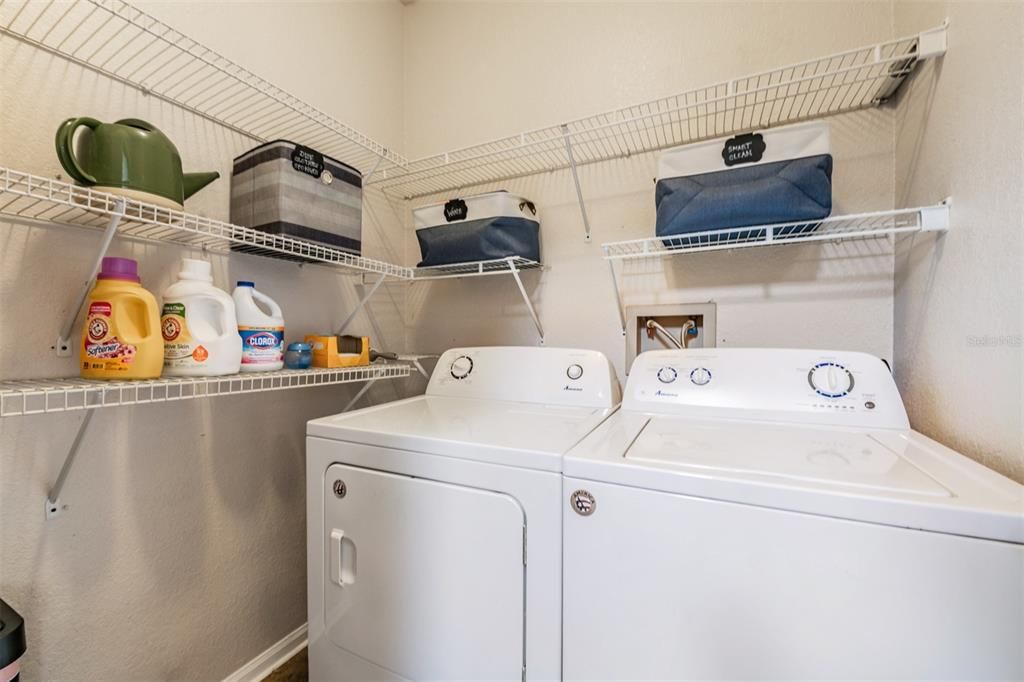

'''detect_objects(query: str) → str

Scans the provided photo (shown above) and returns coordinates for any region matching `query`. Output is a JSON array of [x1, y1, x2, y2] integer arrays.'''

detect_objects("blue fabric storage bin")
[[655, 122, 833, 247], [414, 191, 540, 268]]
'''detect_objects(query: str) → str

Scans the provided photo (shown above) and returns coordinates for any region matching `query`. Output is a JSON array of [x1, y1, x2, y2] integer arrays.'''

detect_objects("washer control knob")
[[690, 367, 712, 386], [566, 363, 584, 381], [657, 367, 678, 384], [450, 355, 474, 380], [808, 362, 854, 398]]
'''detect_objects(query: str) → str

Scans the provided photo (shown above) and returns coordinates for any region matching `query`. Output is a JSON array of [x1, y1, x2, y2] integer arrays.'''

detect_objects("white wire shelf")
[[601, 203, 950, 260], [1, 168, 552, 284], [413, 256, 542, 280], [0, 167, 415, 278], [0, 364, 411, 417], [0, 0, 407, 178], [371, 24, 946, 199]]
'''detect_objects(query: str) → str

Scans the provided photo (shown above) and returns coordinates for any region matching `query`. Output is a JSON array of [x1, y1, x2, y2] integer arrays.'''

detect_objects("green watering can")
[[55, 117, 219, 209]]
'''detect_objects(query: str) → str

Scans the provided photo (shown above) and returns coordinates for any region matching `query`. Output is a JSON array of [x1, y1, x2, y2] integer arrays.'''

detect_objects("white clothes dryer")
[[307, 346, 619, 682], [563, 348, 1023, 681]]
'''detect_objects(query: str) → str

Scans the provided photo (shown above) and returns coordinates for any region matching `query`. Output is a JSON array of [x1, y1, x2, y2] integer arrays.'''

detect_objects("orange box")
[[304, 335, 369, 368]]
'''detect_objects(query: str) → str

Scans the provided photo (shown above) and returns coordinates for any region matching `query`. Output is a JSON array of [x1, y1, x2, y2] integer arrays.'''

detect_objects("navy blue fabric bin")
[[654, 122, 833, 247], [414, 191, 540, 267], [416, 216, 541, 267]]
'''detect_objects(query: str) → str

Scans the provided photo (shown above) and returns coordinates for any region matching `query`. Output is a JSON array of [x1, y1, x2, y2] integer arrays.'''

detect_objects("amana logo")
[[654, 389, 678, 398]]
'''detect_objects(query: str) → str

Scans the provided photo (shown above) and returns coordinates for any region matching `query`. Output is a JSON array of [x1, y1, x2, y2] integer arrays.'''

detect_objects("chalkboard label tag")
[[291, 145, 325, 178], [722, 133, 766, 166], [444, 198, 468, 222]]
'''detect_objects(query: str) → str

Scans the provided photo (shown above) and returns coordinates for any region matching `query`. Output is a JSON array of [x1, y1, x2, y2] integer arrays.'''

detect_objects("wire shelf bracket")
[[410, 257, 545, 344], [607, 258, 628, 336], [45, 409, 96, 519], [508, 257, 545, 345], [399, 354, 439, 381], [562, 124, 593, 243], [55, 198, 126, 356], [337, 273, 388, 336]]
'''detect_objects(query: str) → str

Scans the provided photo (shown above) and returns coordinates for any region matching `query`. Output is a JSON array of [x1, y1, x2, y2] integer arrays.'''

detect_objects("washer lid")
[[308, 395, 616, 472], [628, 418, 950, 497], [564, 414, 1024, 543]]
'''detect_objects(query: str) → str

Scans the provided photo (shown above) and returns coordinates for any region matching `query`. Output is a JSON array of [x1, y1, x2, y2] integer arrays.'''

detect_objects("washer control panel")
[[626, 348, 908, 429], [428, 347, 621, 408]]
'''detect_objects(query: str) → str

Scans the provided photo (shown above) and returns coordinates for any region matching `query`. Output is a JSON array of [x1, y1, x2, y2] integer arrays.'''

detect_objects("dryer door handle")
[[330, 528, 356, 587]]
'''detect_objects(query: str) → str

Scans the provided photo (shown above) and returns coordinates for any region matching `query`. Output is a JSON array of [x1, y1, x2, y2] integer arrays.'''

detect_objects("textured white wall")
[[4, 1, 1019, 679], [401, 2, 898, 380], [0, 2, 416, 680], [893, 1, 1024, 482]]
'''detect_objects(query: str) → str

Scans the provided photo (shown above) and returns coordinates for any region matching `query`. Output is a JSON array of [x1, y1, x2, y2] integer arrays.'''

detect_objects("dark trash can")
[[0, 599, 26, 682]]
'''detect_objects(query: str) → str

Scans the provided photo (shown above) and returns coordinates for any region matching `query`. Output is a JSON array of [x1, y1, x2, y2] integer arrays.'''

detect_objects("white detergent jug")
[[161, 259, 242, 376], [232, 281, 285, 372]]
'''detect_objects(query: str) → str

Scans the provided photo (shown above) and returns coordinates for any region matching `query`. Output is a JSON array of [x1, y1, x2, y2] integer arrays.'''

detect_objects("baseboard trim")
[[223, 623, 308, 682]]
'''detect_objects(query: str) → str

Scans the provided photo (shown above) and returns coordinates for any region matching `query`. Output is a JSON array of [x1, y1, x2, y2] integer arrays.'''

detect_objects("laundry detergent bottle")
[[161, 259, 242, 376], [80, 257, 163, 380], [232, 281, 285, 372]]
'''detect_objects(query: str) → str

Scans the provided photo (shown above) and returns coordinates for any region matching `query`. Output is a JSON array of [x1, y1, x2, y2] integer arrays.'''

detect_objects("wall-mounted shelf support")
[[45, 410, 96, 519], [341, 355, 436, 413], [920, 198, 952, 231], [343, 379, 377, 413], [608, 259, 627, 336], [338, 273, 388, 335], [55, 199, 126, 357], [508, 258, 545, 344], [363, 153, 387, 184], [561, 124, 592, 243], [916, 21, 949, 61], [398, 354, 438, 381]]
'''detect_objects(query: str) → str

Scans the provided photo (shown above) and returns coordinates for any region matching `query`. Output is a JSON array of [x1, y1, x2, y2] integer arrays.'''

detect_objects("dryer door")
[[323, 463, 526, 681]]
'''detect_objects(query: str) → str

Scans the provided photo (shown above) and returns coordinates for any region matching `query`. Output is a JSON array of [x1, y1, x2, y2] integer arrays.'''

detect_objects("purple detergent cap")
[[97, 257, 140, 282]]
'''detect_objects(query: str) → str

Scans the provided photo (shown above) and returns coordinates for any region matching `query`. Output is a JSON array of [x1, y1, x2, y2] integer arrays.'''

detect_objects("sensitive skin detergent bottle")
[[161, 259, 243, 376], [232, 281, 285, 372], [80, 257, 163, 380]]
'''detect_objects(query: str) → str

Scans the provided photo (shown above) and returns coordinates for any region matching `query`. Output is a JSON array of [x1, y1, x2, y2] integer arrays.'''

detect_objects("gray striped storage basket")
[[230, 140, 362, 261]]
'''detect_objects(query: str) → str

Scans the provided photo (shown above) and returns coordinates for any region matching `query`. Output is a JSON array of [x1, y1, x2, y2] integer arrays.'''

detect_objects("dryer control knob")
[[450, 355, 474, 380], [657, 367, 678, 384], [566, 364, 584, 381], [690, 367, 712, 386], [808, 362, 854, 398]]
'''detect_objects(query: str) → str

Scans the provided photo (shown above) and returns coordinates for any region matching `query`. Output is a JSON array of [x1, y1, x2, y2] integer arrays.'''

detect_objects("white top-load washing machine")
[[306, 346, 619, 682], [563, 348, 1024, 681]]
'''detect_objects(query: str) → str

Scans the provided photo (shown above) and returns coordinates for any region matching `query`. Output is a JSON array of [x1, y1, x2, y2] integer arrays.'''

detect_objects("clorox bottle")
[[161, 259, 242, 376], [80, 257, 163, 380], [232, 281, 285, 372]]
